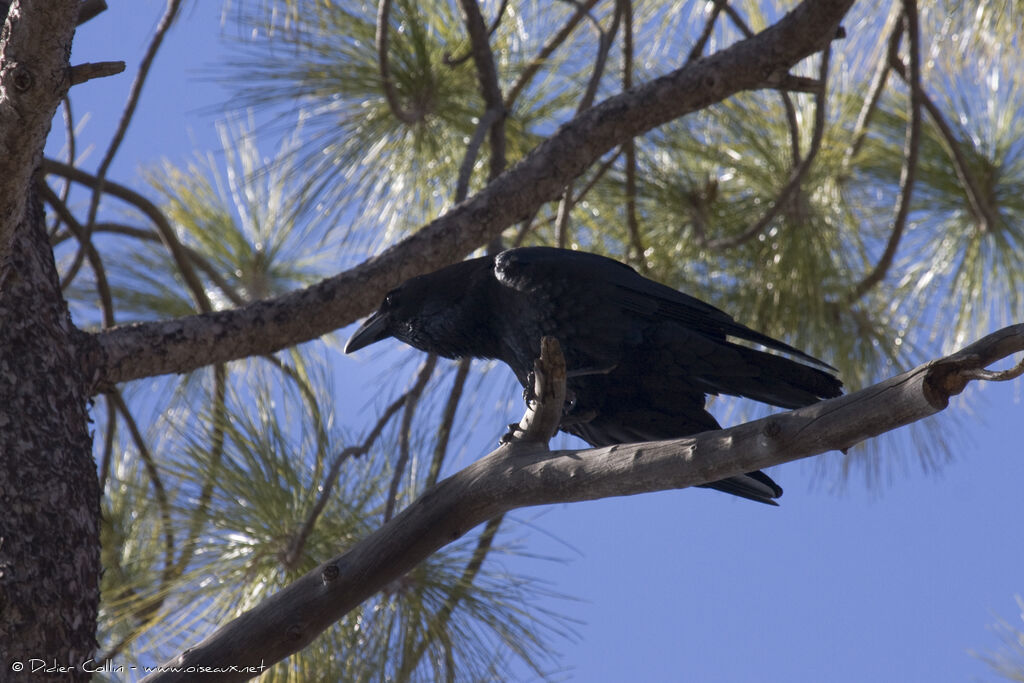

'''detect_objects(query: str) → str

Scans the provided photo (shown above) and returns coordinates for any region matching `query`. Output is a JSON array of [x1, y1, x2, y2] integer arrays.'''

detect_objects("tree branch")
[[84, 0, 854, 391], [143, 323, 1024, 682]]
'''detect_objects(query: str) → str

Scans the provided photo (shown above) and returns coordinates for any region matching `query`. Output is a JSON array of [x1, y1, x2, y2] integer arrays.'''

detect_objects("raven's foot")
[[499, 422, 525, 444]]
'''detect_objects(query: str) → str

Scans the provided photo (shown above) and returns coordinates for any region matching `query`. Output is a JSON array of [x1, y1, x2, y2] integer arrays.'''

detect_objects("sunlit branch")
[[849, 1, 921, 302]]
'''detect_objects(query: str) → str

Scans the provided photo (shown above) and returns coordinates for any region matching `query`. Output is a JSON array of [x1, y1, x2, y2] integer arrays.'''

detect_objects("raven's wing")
[[495, 247, 842, 409], [500, 247, 833, 368]]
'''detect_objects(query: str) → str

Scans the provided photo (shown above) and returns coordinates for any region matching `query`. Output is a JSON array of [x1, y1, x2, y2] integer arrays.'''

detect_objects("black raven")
[[346, 247, 842, 505]]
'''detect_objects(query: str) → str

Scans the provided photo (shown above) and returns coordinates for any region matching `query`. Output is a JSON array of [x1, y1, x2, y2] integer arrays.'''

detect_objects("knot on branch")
[[923, 323, 1024, 408], [500, 336, 566, 446]]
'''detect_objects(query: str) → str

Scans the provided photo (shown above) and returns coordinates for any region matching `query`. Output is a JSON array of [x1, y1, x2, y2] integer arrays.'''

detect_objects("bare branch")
[[143, 323, 1024, 682], [443, 0, 510, 66], [68, 60, 125, 85], [84, 0, 854, 390], [620, 0, 644, 269]]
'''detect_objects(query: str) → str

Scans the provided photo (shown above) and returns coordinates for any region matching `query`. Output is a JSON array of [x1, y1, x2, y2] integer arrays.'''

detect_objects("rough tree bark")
[[0, 2, 99, 679]]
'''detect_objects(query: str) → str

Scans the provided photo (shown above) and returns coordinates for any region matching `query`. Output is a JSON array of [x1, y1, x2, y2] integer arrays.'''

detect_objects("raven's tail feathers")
[[700, 470, 783, 506]]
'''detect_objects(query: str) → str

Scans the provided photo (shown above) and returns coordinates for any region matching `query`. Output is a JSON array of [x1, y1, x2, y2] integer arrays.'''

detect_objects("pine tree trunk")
[[1, 2, 99, 678], [0, 189, 99, 679]]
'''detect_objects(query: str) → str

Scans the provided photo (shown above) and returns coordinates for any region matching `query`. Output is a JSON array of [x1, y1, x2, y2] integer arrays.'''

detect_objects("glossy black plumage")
[[346, 247, 843, 504]]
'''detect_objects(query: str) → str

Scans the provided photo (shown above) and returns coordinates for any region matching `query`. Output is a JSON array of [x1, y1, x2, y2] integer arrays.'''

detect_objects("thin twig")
[[849, 2, 921, 301], [42, 158, 213, 313], [686, 0, 727, 64], [720, 2, 802, 165], [385, 354, 439, 522], [84, 0, 183, 234], [98, 396, 117, 494], [282, 391, 409, 567], [890, 49, 999, 235], [842, 5, 903, 171], [426, 357, 473, 488], [455, 108, 501, 201], [376, 0, 422, 125], [444, 0, 510, 67], [39, 181, 115, 325], [555, 2, 624, 248], [59, 220, 247, 308], [620, 0, 645, 269], [706, 45, 833, 250], [108, 390, 175, 589], [504, 0, 602, 110], [172, 364, 229, 579], [457, 0, 507, 182], [395, 514, 505, 682], [47, 97, 75, 238]]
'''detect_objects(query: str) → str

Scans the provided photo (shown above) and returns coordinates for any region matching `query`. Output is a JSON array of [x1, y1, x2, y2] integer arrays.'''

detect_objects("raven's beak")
[[345, 310, 392, 354]]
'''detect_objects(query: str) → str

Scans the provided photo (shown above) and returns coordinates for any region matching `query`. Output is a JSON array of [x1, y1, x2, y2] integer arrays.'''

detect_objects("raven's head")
[[344, 257, 496, 359]]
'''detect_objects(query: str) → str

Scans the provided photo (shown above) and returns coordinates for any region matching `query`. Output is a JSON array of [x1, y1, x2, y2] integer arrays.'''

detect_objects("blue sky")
[[63, 2, 1024, 681]]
